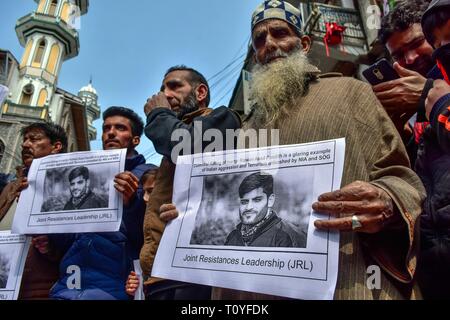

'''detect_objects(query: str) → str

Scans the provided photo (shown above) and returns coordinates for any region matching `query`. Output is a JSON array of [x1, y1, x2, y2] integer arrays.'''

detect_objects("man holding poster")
[[153, 1, 426, 301], [18, 107, 153, 300], [0, 122, 67, 300], [45, 107, 154, 300], [217, 0, 425, 300]]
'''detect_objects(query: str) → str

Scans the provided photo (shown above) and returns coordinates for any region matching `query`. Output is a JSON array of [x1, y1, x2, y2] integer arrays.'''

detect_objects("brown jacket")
[[0, 167, 25, 226], [213, 69, 425, 300], [140, 108, 214, 285], [18, 247, 60, 300], [0, 167, 59, 300]]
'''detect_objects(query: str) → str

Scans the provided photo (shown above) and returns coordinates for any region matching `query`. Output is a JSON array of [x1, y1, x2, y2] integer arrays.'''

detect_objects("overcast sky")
[[0, 0, 261, 165]]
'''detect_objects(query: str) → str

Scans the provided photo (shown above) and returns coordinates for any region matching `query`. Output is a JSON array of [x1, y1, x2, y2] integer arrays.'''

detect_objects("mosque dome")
[[79, 81, 97, 96]]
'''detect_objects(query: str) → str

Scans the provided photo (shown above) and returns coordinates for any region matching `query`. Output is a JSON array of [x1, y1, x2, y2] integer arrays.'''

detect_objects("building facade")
[[0, 0, 99, 175]]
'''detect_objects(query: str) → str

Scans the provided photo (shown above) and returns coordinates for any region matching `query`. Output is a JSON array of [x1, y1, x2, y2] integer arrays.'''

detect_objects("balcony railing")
[[305, 3, 368, 50], [16, 12, 80, 59], [16, 12, 79, 39], [1, 101, 48, 120]]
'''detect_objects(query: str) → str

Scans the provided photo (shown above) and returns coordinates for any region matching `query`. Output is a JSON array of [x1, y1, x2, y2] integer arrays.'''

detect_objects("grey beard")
[[176, 91, 200, 119], [250, 50, 310, 128]]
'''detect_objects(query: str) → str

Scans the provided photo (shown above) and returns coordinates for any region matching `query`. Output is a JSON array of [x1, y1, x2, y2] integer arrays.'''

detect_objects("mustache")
[[104, 139, 120, 144], [21, 149, 33, 157], [262, 49, 289, 64], [242, 210, 258, 215]]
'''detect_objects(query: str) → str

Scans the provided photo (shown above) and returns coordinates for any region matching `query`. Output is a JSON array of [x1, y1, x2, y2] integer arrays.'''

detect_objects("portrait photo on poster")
[[40, 164, 112, 213], [0, 245, 13, 289], [190, 168, 312, 248]]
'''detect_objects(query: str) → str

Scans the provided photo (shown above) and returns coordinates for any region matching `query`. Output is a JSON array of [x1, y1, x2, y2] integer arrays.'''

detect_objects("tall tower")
[[78, 79, 100, 141], [11, 0, 88, 118], [0, 0, 95, 174]]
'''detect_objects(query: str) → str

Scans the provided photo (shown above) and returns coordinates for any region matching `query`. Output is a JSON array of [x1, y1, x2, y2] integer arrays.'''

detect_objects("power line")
[[215, 83, 239, 108], [208, 32, 250, 84], [207, 52, 246, 84], [212, 67, 242, 106], [210, 59, 245, 91], [211, 59, 244, 106], [232, 35, 251, 61]]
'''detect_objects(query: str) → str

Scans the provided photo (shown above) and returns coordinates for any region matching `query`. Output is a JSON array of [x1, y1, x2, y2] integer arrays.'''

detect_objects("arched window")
[[37, 89, 48, 107], [37, 0, 46, 13], [20, 40, 33, 68], [61, 2, 70, 22], [20, 84, 34, 106], [32, 39, 46, 68], [48, 0, 58, 16], [0, 140, 4, 167], [46, 44, 60, 74]]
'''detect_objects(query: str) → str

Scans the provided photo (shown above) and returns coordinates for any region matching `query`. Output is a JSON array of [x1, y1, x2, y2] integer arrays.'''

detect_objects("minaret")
[[12, 0, 89, 119], [78, 78, 100, 141]]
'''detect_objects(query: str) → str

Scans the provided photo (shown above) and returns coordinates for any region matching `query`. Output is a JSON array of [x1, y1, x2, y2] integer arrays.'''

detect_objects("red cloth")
[[414, 121, 431, 145], [323, 22, 346, 56]]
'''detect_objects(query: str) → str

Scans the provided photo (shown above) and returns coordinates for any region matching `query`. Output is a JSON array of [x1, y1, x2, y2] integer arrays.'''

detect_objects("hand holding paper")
[[160, 203, 179, 223], [114, 171, 139, 206], [313, 181, 395, 234]]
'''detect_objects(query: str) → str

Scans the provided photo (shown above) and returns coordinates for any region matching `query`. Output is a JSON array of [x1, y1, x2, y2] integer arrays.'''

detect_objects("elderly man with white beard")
[[158, 0, 426, 300], [209, 1, 426, 300]]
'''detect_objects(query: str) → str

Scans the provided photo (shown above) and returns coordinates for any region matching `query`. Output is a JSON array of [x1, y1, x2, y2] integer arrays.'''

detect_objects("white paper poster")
[[153, 139, 345, 300], [12, 149, 126, 235], [0, 231, 30, 300]]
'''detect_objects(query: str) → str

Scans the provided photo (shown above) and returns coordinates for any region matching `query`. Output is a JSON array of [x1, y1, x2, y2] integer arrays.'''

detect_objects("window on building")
[[20, 84, 34, 105], [61, 2, 70, 22], [7, 57, 13, 80], [48, 0, 58, 16], [32, 40, 46, 68], [37, 0, 46, 13], [20, 92, 32, 105], [37, 89, 48, 107], [46, 44, 60, 75], [21, 40, 33, 68]]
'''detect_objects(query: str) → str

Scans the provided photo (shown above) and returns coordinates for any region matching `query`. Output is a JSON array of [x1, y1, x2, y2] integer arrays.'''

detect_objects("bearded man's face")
[[161, 70, 200, 119], [252, 19, 303, 65]]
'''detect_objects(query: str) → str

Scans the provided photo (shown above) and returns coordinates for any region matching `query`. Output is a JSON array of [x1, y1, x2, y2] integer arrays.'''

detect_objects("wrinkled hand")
[[425, 80, 450, 121], [125, 271, 140, 297], [114, 171, 139, 206], [373, 63, 426, 116], [160, 203, 179, 223], [32, 235, 50, 255], [144, 92, 171, 116], [313, 181, 395, 234]]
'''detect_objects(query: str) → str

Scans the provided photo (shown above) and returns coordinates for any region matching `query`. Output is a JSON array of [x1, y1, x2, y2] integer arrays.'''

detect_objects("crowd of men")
[[0, 0, 449, 300]]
